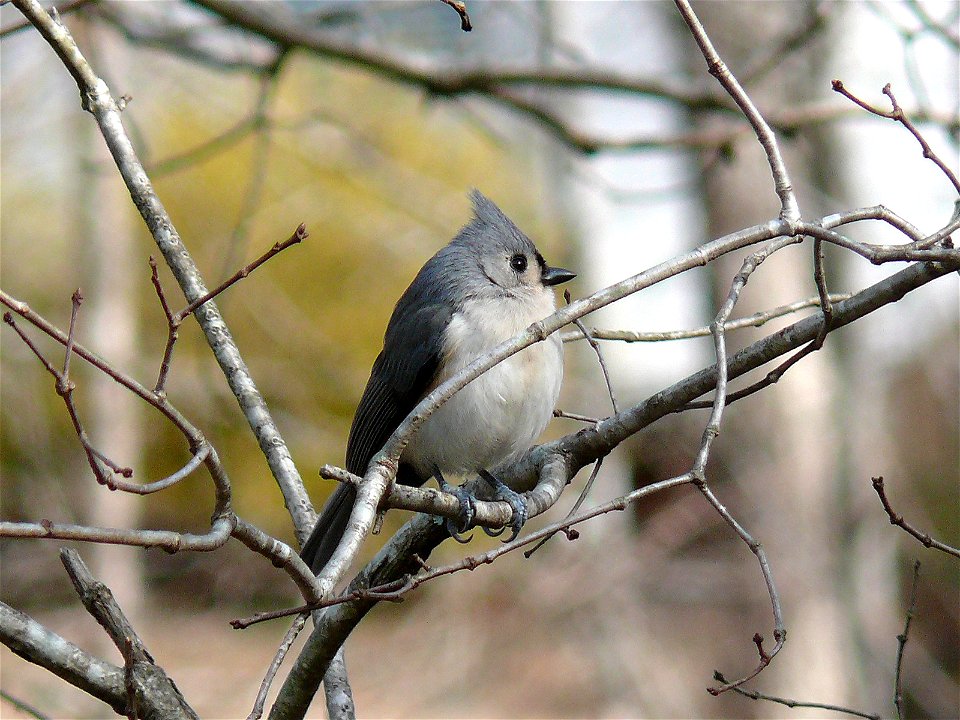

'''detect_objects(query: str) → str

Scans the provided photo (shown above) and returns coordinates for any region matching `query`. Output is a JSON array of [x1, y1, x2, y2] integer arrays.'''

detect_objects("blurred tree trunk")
[[807, 3, 903, 704], [75, 18, 146, 623], [689, 0, 870, 707]]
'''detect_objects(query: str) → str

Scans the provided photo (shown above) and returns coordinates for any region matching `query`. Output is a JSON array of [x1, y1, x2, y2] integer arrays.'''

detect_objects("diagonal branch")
[[872, 477, 960, 558], [11, 0, 314, 542], [674, 0, 801, 223], [59, 548, 198, 719], [1, 600, 131, 716]]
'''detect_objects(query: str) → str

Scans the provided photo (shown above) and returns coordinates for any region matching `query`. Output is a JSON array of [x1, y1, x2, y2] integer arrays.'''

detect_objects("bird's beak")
[[541, 265, 576, 287]]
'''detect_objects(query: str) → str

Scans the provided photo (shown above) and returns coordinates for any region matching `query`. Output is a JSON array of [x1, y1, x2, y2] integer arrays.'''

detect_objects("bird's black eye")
[[509, 253, 528, 272]]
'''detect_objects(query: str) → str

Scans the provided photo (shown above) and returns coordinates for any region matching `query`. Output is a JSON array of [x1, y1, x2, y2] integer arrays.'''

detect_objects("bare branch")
[[0, 517, 234, 552], [248, 614, 309, 720], [674, 0, 801, 223], [1, 600, 130, 716], [562, 294, 853, 343], [715, 671, 881, 720], [895, 559, 922, 720], [872, 477, 960, 558], [833, 80, 960, 196], [232, 517, 322, 602], [438, 0, 471, 32], [59, 548, 199, 719], [322, 648, 356, 720], [11, 0, 313, 541]]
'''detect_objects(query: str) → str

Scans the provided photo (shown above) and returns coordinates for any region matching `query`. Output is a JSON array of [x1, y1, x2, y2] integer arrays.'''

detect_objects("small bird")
[[301, 190, 575, 574]]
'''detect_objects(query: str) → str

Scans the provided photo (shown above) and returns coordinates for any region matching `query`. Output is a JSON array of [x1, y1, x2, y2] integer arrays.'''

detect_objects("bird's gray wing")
[[301, 296, 452, 574], [345, 300, 453, 478]]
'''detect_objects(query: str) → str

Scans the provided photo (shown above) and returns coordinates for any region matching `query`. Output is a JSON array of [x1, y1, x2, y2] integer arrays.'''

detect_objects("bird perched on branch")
[[301, 190, 575, 575]]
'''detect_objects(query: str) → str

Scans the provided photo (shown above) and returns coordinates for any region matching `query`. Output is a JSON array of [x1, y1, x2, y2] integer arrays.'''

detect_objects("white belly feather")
[[403, 290, 562, 483]]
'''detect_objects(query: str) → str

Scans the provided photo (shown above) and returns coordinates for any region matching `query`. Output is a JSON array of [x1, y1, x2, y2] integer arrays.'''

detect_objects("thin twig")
[[0, 690, 52, 720], [438, 0, 471, 31], [695, 239, 793, 694], [523, 457, 602, 558], [149, 256, 178, 394], [812, 238, 835, 347], [872, 477, 960, 558], [674, 0, 801, 223], [247, 614, 309, 720], [716, 671, 881, 720], [894, 559, 922, 720], [553, 408, 602, 424], [832, 80, 960, 196], [561, 294, 852, 343], [176, 224, 308, 323], [683, 339, 819, 411], [4, 304, 217, 495], [565, 289, 618, 413], [60, 289, 82, 390], [0, 292, 244, 557], [4, 306, 131, 486], [151, 225, 306, 393]]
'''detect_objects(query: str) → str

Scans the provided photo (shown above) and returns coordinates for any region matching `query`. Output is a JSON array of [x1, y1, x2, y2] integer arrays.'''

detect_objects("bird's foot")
[[478, 469, 527, 542], [433, 468, 474, 543]]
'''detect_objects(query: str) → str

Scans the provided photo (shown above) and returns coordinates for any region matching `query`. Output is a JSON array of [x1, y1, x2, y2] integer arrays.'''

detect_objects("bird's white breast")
[[403, 288, 562, 485]]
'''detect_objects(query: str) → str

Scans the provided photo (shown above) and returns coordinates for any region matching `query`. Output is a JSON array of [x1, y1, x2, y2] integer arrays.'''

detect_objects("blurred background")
[[1, 1, 957, 717]]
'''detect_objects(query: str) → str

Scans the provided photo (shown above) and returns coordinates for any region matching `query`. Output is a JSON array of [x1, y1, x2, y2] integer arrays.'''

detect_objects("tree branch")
[[0, 601, 130, 716], [59, 548, 199, 720], [872, 477, 960, 558], [674, 0, 801, 223], [10, 0, 314, 542], [271, 257, 957, 716]]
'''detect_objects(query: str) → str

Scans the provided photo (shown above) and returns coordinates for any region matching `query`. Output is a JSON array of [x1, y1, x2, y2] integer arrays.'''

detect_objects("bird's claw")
[[434, 468, 475, 543], [478, 469, 527, 543], [483, 524, 506, 538]]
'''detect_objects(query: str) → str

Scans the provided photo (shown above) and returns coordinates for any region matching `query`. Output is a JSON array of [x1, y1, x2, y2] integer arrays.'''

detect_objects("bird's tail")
[[300, 482, 356, 575]]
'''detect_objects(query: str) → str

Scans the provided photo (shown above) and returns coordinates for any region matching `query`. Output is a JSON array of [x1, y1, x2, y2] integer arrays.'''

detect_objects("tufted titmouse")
[[301, 190, 575, 574]]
